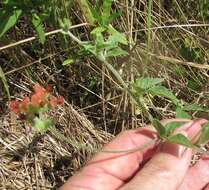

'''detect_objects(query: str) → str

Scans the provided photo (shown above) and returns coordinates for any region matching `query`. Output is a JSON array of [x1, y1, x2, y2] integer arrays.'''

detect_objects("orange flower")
[[19, 97, 30, 113], [10, 84, 65, 120], [34, 83, 47, 94], [31, 91, 46, 107], [10, 97, 30, 114], [31, 84, 49, 107], [10, 101, 20, 114], [50, 96, 64, 108]]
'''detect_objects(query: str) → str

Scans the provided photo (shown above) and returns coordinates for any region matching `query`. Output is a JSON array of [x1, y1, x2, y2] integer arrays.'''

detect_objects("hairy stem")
[[102, 138, 158, 154], [65, 30, 153, 121]]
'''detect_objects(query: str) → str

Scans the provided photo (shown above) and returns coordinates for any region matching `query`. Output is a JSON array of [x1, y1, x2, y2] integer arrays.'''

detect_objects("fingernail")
[[161, 131, 188, 158]]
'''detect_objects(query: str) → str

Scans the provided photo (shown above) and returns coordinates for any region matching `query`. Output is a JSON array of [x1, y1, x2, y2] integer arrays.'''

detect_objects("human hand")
[[60, 119, 209, 190]]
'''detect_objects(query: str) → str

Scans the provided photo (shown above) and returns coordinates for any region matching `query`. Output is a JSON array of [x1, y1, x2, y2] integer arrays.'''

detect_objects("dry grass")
[[0, 104, 112, 189]]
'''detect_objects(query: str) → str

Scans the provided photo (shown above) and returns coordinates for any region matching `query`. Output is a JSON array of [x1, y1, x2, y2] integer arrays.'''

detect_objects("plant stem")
[[102, 58, 153, 121], [102, 138, 158, 153], [65, 30, 153, 121]]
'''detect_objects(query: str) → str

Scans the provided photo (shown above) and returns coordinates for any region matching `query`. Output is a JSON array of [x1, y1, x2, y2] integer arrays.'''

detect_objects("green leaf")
[[183, 103, 206, 112], [62, 59, 74, 66], [106, 37, 119, 50], [198, 122, 209, 145], [91, 26, 106, 36], [165, 122, 187, 136], [0, 9, 22, 38], [31, 13, 46, 44], [148, 86, 179, 105], [107, 26, 128, 45], [59, 17, 71, 31], [152, 119, 166, 138], [95, 33, 105, 51], [34, 117, 53, 133], [106, 47, 128, 57], [176, 107, 192, 119], [167, 134, 193, 147], [134, 77, 164, 90], [0, 66, 10, 100], [102, 0, 112, 25], [83, 43, 96, 55]]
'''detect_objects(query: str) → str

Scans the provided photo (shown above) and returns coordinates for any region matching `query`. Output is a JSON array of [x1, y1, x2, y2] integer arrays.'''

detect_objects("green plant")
[[0, 0, 71, 44], [10, 83, 64, 132], [63, 22, 209, 152], [132, 77, 179, 106], [10, 82, 90, 149], [180, 37, 205, 63], [77, 0, 128, 59], [3, 0, 209, 155], [84, 25, 128, 59], [152, 119, 209, 150]]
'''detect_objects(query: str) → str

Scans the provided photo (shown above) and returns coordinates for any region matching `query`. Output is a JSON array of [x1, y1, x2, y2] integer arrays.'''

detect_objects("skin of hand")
[[60, 119, 209, 190]]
